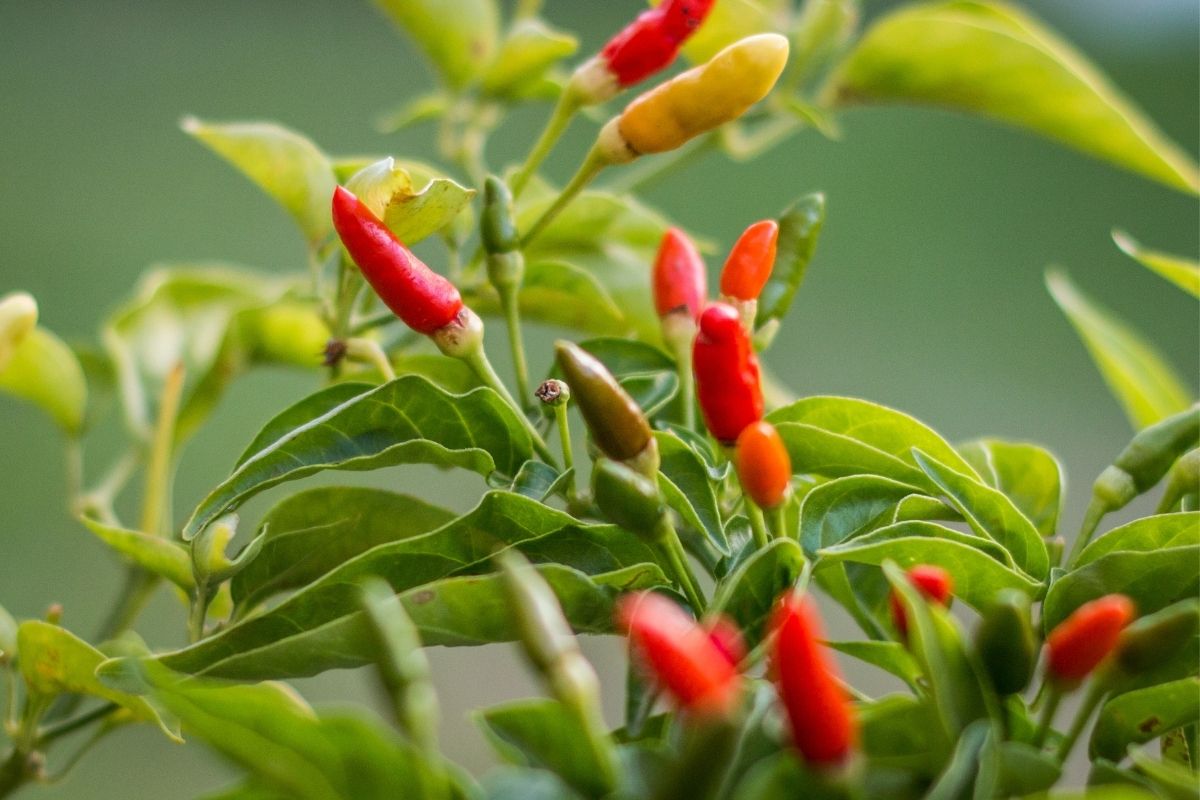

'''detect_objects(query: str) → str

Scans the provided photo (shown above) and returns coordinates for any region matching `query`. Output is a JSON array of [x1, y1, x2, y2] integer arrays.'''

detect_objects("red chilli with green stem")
[[653, 227, 707, 430], [330, 186, 555, 464]]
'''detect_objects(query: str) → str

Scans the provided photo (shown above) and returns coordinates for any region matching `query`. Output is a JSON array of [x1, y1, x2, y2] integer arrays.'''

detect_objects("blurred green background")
[[1, 0, 1196, 796]]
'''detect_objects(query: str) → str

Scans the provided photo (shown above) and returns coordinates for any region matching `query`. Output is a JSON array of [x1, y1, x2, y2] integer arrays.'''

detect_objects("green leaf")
[[756, 193, 825, 328], [655, 430, 727, 554], [182, 118, 337, 244], [234, 382, 372, 468], [482, 19, 578, 99], [478, 699, 611, 798], [373, 0, 499, 90], [136, 664, 442, 800], [1113, 230, 1200, 299], [1047, 268, 1192, 431], [957, 438, 1063, 537], [798, 474, 930, 559], [913, 449, 1048, 581], [17, 621, 178, 740], [374, 92, 450, 133], [769, 395, 981, 485], [825, 1, 1200, 194], [481, 767, 580, 800], [230, 487, 456, 612], [711, 538, 806, 649], [0, 326, 87, 435], [883, 561, 990, 741], [1128, 743, 1200, 800], [1043, 512, 1199, 631], [827, 640, 922, 691], [821, 521, 1042, 611], [858, 693, 942, 774], [1091, 678, 1200, 762], [184, 376, 534, 539], [165, 495, 663, 678], [976, 740, 1061, 798], [104, 266, 291, 441], [923, 718, 991, 800], [80, 516, 195, 591], [469, 260, 628, 336]]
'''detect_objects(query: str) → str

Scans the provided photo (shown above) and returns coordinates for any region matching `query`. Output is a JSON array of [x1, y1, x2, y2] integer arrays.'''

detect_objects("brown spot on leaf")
[[411, 589, 435, 605], [1138, 716, 1161, 733]]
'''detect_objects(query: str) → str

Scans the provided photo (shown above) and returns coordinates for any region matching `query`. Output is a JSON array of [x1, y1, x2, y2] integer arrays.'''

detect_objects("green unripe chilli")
[[974, 589, 1037, 695], [1113, 598, 1200, 677], [591, 458, 668, 542], [1093, 405, 1200, 510]]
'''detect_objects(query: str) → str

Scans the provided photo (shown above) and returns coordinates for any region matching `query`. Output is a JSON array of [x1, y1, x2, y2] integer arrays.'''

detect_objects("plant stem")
[[521, 148, 607, 247], [141, 363, 184, 538], [187, 591, 209, 644], [1032, 684, 1064, 749], [552, 401, 578, 503], [606, 134, 718, 195], [1055, 682, 1107, 763], [510, 89, 581, 198], [660, 524, 706, 613], [349, 311, 397, 336], [346, 338, 396, 381], [1066, 498, 1107, 568], [460, 349, 557, 465], [767, 503, 788, 540], [746, 502, 770, 550], [499, 288, 531, 409]]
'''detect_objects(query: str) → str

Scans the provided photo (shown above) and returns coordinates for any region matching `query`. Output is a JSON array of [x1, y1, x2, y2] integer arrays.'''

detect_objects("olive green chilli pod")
[[596, 33, 791, 163], [591, 458, 669, 543], [974, 589, 1037, 695], [554, 341, 658, 474]]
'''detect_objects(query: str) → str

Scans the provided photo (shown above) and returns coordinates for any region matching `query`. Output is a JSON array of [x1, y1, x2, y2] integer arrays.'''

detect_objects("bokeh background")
[[1, 0, 1196, 796]]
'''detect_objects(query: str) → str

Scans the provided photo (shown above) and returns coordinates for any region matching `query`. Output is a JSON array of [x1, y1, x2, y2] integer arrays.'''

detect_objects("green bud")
[[1113, 598, 1200, 677], [974, 589, 1037, 695], [481, 175, 519, 255], [555, 341, 656, 468], [591, 458, 668, 541], [191, 514, 239, 585], [245, 303, 330, 368]]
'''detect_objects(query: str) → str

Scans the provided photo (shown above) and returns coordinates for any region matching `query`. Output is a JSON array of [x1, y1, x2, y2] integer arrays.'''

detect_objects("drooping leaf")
[[182, 118, 338, 244], [922, 718, 991, 800], [957, 438, 1063, 537], [80, 516, 195, 591], [481, 19, 578, 99], [184, 376, 534, 539], [230, 487, 456, 612], [168, 495, 663, 679], [1113, 230, 1200, 299], [1091, 678, 1200, 762], [710, 538, 806, 649], [756, 193, 825, 328], [373, 0, 500, 89], [0, 326, 87, 435], [478, 699, 613, 799], [17, 621, 178, 740], [821, 520, 1042, 611], [913, 449, 1048, 581], [1043, 512, 1199, 630], [1047, 268, 1192, 430], [825, 1, 1200, 194]]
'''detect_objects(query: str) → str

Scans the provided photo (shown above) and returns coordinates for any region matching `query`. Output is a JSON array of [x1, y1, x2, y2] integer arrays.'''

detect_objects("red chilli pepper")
[[1046, 594, 1136, 686], [719, 220, 779, 302], [618, 592, 740, 717], [331, 186, 463, 334], [771, 593, 857, 765], [888, 565, 954, 639], [693, 303, 763, 443], [653, 227, 707, 320], [735, 421, 791, 509], [600, 0, 716, 88], [705, 614, 747, 669]]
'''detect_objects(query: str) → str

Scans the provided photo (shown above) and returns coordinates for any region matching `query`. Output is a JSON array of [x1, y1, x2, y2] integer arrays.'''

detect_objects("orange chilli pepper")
[[719, 220, 779, 302], [735, 421, 791, 509]]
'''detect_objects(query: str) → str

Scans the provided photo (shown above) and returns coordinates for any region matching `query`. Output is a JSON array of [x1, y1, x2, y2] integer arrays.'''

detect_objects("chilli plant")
[[1, 1, 1198, 798]]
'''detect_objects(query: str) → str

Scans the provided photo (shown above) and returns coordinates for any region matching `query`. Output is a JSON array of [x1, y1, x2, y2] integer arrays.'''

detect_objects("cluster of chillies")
[[323, 2, 1172, 780]]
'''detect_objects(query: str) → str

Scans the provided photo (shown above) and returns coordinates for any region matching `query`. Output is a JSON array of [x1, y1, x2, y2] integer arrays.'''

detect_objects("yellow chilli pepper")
[[599, 33, 790, 162]]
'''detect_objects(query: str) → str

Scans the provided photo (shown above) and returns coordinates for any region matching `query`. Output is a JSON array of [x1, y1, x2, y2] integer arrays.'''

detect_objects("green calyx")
[[554, 341, 654, 466], [591, 458, 668, 542], [974, 589, 1037, 695]]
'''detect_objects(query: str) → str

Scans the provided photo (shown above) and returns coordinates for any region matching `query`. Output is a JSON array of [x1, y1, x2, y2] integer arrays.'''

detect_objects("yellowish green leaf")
[[0, 326, 87, 436], [1047, 268, 1192, 430], [373, 0, 499, 89], [1113, 230, 1200, 299]]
